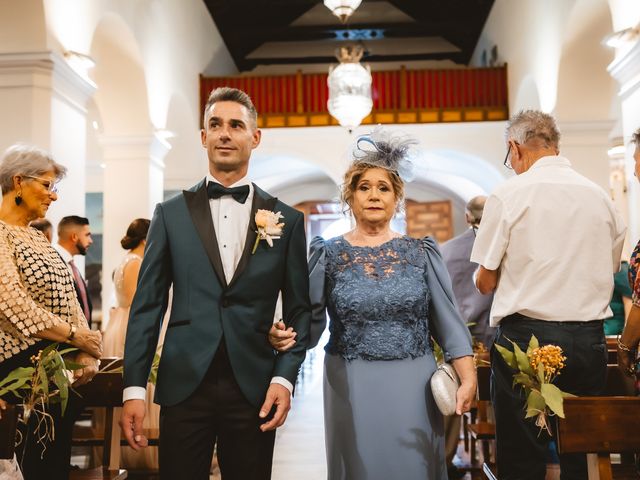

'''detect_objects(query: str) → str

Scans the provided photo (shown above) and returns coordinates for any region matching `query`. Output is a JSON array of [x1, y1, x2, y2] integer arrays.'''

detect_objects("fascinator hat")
[[352, 126, 417, 182]]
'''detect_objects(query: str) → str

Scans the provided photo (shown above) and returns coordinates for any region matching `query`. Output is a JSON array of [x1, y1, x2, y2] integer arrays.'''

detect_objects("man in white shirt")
[[54, 215, 94, 328], [471, 110, 626, 480], [120, 87, 312, 479]]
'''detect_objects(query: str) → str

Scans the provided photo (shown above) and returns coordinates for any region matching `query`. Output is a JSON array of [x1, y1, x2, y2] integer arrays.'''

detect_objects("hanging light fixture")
[[327, 45, 372, 132], [323, 0, 362, 23]]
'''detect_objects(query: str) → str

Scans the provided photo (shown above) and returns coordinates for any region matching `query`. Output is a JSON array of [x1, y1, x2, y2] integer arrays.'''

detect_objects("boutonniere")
[[252, 209, 285, 254]]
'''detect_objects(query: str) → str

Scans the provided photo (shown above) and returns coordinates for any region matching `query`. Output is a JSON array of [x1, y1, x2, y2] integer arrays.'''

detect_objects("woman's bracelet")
[[617, 336, 636, 353]]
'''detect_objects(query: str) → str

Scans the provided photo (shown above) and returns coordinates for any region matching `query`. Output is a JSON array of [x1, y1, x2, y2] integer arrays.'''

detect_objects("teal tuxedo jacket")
[[123, 179, 311, 407]]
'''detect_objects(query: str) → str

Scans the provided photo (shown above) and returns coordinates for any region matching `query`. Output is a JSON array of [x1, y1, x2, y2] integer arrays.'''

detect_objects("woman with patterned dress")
[[0, 144, 103, 480], [618, 128, 640, 382], [270, 129, 476, 479]]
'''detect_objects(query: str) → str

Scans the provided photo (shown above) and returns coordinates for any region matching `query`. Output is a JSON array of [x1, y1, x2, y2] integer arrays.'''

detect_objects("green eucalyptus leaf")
[[513, 342, 534, 376], [526, 389, 546, 418], [513, 372, 534, 388], [52, 370, 70, 415], [57, 347, 78, 357], [495, 343, 518, 370], [527, 335, 540, 357], [64, 360, 86, 371], [540, 383, 565, 418]]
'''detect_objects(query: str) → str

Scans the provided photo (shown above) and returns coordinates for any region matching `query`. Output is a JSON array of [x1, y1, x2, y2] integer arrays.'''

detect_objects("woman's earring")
[[14, 191, 22, 206]]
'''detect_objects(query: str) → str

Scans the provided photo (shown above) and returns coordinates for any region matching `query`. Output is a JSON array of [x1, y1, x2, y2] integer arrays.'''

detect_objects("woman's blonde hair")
[[340, 163, 405, 214]]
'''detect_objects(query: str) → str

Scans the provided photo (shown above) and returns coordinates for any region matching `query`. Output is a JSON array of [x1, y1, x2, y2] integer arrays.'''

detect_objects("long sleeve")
[[308, 236, 327, 349], [0, 226, 63, 338], [123, 203, 173, 389], [423, 237, 473, 361], [272, 212, 312, 383]]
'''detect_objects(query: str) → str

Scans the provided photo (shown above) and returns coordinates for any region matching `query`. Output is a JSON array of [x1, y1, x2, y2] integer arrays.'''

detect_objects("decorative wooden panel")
[[405, 200, 453, 243]]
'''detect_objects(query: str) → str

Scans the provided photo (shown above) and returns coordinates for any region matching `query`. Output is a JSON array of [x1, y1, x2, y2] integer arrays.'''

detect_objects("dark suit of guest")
[[440, 228, 495, 347], [123, 178, 311, 479], [54, 244, 93, 329]]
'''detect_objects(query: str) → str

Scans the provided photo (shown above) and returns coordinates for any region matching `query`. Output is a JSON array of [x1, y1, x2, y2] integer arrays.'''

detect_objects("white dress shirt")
[[123, 174, 292, 403], [53, 243, 75, 277], [470, 156, 626, 327]]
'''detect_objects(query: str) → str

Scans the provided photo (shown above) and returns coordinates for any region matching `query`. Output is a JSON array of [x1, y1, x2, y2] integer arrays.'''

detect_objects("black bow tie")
[[207, 182, 250, 204]]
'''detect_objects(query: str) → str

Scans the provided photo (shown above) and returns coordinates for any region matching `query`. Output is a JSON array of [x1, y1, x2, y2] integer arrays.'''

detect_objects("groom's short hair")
[[203, 87, 258, 128]]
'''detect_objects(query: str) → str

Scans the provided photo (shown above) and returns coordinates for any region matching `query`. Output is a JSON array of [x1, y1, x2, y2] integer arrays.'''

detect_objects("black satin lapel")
[[184, 182, 227, 288], [229, 185, 277, 288]]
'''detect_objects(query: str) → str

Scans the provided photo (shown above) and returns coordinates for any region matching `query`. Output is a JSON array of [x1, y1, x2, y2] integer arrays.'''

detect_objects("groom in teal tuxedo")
[[120, 87, 311, 479]]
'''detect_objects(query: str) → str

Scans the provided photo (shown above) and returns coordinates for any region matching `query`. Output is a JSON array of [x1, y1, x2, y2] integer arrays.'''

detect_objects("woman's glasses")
[[24, 176, 58, 194]]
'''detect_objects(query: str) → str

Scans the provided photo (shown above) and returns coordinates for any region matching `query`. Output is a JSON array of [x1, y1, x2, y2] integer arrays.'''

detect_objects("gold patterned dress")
[[0, 220, 89, 480], [0, 221, 88, 362]]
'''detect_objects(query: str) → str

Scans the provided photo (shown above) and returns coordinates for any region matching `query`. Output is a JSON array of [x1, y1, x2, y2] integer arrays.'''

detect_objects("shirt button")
[[223, 245, 227, 248], [224, 215, 227, 219]]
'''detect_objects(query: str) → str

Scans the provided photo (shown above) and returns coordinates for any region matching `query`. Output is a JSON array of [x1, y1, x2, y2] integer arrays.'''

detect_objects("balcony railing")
[[200, 65, 508, 128]]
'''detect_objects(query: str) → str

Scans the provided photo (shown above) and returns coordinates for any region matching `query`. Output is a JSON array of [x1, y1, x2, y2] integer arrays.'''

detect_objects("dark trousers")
[[491, 315, 607, 480], [0, 342, 85, 480], [159, 342, 276, 480]]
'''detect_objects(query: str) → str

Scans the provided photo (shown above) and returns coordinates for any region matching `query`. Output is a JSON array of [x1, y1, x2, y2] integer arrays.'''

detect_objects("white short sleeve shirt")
[[470, 156, 626, 327]]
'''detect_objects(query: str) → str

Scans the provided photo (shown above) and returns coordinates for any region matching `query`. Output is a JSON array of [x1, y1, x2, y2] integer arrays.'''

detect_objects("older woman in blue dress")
[[270, 128, 476, 480]]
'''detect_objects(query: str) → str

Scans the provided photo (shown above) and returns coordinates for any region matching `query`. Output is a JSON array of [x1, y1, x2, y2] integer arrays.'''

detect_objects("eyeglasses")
[[503, 141, 519, 170], [24, 176, 58, 194]]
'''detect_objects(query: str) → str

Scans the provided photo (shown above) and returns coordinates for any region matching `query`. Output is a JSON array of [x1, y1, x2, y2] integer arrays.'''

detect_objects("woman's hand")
[[71, 327, 103, 359], [617, 347, 637, 377], [451, 355, 477, 415], [455, 380, 476, 415], [268, 321, 297, 352], [72, 352, 100, 386]]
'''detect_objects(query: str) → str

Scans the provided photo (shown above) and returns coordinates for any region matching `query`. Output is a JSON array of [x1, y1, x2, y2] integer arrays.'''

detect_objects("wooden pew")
[[466, 365, 495, 466], [557, 397, 640, 480], [604, 364, 636, 396], [0, 404, 18, 460], [71, 360, 128, 480]]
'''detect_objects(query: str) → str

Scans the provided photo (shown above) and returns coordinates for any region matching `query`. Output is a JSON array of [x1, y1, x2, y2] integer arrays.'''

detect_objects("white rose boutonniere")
[[252, 209, 285, 254]]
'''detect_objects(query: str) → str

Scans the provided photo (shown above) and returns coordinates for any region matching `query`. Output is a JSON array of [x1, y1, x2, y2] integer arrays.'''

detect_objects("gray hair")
[[0, 144, 67, 194], [505, 110, 561, 148], [203, 87, 258, 127], [465, 195, 487, 226], [632, 128, 640, 145]]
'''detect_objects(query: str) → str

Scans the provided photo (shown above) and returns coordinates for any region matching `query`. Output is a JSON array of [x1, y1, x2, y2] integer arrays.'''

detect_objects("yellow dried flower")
[[529, 345, 566, 382]]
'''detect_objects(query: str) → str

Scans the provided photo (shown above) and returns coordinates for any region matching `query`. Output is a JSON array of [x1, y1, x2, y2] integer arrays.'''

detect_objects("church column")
[[609, 40, 640, 244], [0, 51, 95, 231], [100, 133, 169, 327]]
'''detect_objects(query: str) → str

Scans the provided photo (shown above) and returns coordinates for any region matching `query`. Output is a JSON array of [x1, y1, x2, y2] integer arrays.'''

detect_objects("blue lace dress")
[[308, 235, 473, 480]]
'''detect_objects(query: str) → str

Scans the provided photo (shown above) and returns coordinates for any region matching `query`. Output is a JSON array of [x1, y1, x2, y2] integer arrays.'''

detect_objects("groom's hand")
[[259, 383, 291, 432], [120, 399, 149, 450]]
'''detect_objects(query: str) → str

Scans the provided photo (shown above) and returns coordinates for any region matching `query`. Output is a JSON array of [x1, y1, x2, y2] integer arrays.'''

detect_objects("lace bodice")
[[322, 236, 430, 361], [114, 253, 142, 308]]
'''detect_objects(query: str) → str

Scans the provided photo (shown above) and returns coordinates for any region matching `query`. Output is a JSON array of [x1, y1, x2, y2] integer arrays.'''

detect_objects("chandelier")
[[327, 45, 372, 132], [323, 0, 362, 23]]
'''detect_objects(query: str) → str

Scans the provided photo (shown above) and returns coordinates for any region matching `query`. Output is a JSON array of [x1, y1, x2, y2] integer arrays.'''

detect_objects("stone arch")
[[555, 0, 617, 122], [0, 0, 47, 54], [513, 75, 542, 112], [163, 92, 204, 189], [249, 146, 504, 237], [89, 13, 151, 137]]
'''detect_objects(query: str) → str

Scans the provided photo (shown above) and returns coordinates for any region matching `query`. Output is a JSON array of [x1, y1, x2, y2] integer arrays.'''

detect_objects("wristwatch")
[[67, 323, 77, 342]]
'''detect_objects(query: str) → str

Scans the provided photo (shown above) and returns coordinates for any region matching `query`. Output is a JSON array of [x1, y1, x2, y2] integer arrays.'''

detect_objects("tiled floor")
[[271, 347, 328, 480]]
